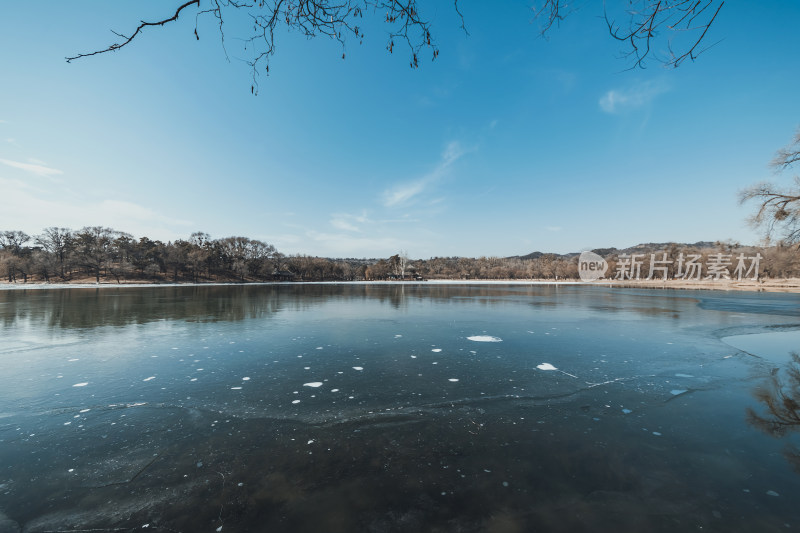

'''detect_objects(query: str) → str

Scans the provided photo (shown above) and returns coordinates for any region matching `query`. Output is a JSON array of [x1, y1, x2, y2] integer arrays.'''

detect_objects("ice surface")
[[467, 336, 502, 342]]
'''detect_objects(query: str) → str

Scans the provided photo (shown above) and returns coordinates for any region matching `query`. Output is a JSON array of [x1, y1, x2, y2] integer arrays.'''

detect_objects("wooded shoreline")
[[3, 277, 800, 293]]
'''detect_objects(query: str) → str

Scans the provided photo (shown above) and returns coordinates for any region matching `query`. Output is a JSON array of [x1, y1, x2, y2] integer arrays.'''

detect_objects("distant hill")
[[513, 241, 737, 261]]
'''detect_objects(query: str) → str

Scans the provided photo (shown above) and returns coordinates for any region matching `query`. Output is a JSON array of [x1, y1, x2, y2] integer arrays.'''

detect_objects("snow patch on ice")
[[303, 382, 323, 388], [143, 376, 156, 382], [72, 382, 88, 387], [537, 363, 557, 371], [467, 336, 502, 342], [352, 366, 363, 371]]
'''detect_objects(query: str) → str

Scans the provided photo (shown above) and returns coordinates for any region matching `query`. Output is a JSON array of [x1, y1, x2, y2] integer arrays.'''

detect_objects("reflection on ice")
[[2, 285, 800, 531]]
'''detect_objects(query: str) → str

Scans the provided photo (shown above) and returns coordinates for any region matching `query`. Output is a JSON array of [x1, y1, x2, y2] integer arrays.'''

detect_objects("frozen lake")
[[1, 283, 799, 532]]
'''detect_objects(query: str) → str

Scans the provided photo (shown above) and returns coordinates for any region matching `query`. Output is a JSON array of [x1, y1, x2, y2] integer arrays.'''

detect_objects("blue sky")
[[1, 1, 799, 258]]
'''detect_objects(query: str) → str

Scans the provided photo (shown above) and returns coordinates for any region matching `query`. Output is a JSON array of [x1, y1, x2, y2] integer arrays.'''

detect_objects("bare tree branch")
[[533, 0, 724, 69], [772, 128, 800, 171], [67, 0, 456, 95], [66, 1, 201, 62], [740, 176, 800, 246]]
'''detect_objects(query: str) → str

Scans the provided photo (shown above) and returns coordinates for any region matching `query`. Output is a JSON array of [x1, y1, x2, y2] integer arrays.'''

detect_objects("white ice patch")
[[79, 409, 90, 413], [291, 400, 301, 404], [231, 387, 242, 390], [68, 358, 79, 362], [143, 376, 156, 382], [72, 382, 88, 387], [675, 373, 694, 378], [352, 366, 363, 371], [242, 377, 250, 381], [331, 389, 340, 392], [536, 363, 578, 378], [431, 349, 442, 353], [303, 382, 323, 388], [394, 334, 402, 338], [448, 378, 459, 382], [467, 336, 502, 342]]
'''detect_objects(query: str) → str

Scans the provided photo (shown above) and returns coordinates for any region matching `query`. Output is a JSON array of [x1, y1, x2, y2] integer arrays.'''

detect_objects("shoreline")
[[2, 278, 800, 293]]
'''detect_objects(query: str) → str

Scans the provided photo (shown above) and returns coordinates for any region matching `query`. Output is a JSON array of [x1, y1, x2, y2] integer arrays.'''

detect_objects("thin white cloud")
[[383, 180, 428, 207], [305, 230, 410, 257], [0, 176, 192, 240], [0, 157, 63, 178], [599, 80, 670, 114], [330, 211, 370, 232], [382, 141, 466, 208], [98, 200, 193, 228]]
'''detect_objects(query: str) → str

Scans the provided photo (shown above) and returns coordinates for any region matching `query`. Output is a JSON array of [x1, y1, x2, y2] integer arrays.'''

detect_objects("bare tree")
[[74, 226, 118, 283], [36, 227, 73, 279], [534, 0, 724, 69], [746, 352, 800, 474], [66, 0, 461, 94], [741, 128, 800, 245], [66, 1, 729, 92]]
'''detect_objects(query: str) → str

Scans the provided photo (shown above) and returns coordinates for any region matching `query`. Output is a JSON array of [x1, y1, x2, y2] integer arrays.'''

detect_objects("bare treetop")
[[66, 1, 728, 93], [534, 0, 725, 69], [741, 129, 800, 246], [66, 0, 462, 94]]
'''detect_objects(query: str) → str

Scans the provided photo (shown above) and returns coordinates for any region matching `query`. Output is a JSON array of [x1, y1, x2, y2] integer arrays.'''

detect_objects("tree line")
[[2, 227, 799, 284]]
